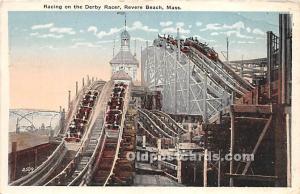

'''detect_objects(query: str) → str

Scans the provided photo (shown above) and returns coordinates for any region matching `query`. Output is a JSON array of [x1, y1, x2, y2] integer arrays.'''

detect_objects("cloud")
[[210, 32, 219, 36], [200, 21, 253, 39], [96, 40, 117, 44], [253, 28, 265, 35], [223, 21, 245, 31], [188, 25, 192, 29], [200, 23, 222, 31], [39, 45, 59, 50], [211, 44, 220, 48], [160, 21, 173, 27], [236, 32, 253, 39], [176, 22, 185, 28], [246, 27, 251, 33], [161, 27, 190, 34], [193, 35, 216, 43], [31, 23, 54, 30], [224, 30, 253, 39], [132, 37, 152, 42], [87, 26, 121, 39], [71, 38, 84, 42], [237, 41, 256, 44], [128, 21, 158, 32], [196, 22, 202, 26], [31, 23, 76, 39], [71, 42, 102, 48], [87, 26, 98, 34], [96, 27, 122, 39], [49, 27, 76, 35], [200, 21, 245, 32], [30, 32, 39, 36], [37, 34, 64, 39], [91, 21, 158, 39]]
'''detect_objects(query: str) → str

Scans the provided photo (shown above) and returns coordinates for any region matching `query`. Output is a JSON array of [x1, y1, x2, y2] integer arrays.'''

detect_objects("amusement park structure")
[[9, 13, 292, 187]]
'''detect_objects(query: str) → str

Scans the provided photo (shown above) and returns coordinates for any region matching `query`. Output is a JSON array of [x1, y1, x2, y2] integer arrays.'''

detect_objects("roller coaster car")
[[109, 97, 122, 103], [80, 106, 92, 112], [172, 40, 178, 46], [183, 41, 192, 47], [75, 111, 87, 119], [109, 100, 123, 107], [108, 104, 123, 111], [106, 109, 122, 114], [85, 96, 96, 103], [113, 87, 122, 93], [111, 93, 121, 98], [181, 46, 190, 53], [106, 124, 120, 130], [109, 105, 123, 111], [65, 134, 81, 142], [115, 82, 127, 88], [207, 51, 218, 61], [194, 44, 208, 55], [78, 108, 91, 116], [110, 98, 122, 103], [106, 114, 121, 123]]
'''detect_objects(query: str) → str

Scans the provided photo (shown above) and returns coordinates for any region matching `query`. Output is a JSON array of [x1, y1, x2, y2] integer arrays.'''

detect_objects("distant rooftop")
[[110, 50, 139, 65], [111, 70, 132, 80]]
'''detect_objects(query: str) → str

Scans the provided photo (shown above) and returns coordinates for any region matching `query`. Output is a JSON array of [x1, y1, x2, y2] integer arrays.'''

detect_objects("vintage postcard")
[[0, 0, 299, 194]]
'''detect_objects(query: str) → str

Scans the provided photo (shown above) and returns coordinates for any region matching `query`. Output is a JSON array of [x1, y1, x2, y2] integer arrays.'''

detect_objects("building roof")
[[111, 70, 132, 81], [121, 30, 130, 40], [109, 50, 139, 65]]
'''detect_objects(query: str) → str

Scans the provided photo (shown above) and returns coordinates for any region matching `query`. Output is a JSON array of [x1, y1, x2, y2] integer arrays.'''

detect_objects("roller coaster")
[[9, 13, 292, 186], [9, 34, 255, 186]]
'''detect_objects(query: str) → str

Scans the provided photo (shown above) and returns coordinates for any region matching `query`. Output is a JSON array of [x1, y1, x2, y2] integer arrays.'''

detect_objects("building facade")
[[110, 30, 139, 81]]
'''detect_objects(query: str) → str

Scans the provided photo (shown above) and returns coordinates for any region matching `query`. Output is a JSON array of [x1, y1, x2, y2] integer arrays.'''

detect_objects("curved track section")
[[142, 109, 178, 137], [138, 109, 172, 138], [151, 110, 187, 134]]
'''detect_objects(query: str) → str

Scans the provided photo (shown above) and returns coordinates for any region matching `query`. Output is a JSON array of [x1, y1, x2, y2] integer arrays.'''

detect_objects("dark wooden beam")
[[232, 105, 272, 114], [222, 116, 269, 122], [242, 115, 273, 175], [226, 173, 278, 182]]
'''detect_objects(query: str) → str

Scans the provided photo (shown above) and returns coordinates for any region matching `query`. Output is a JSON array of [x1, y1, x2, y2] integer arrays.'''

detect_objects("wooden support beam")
[[229, 105, 235, 187], [222, 116, 269, 122], [203, 149, 208, 187], [242, 115, 273, 175], [232, 104, 272, 114], [226, 173, 278, 182]]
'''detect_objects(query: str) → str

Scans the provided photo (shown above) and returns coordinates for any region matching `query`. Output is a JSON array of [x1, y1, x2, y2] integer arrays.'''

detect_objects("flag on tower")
[[117, 11, 125, 15], [117, 12, 127, 29]]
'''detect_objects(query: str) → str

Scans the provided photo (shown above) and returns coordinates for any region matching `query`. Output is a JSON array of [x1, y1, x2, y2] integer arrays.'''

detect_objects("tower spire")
[[117, 12, 127, 30], [125, 13, 127, 30]]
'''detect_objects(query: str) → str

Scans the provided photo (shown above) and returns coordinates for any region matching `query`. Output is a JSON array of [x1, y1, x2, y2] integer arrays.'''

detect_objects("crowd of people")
[[155, 34, 219, 61], [105, 82, 127, 131], [65, 90, 99, 142]]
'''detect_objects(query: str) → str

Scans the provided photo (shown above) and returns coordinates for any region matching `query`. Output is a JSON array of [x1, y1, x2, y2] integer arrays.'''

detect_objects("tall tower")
[[110, 25, 139, 81], [121, 30, 130, 51]]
